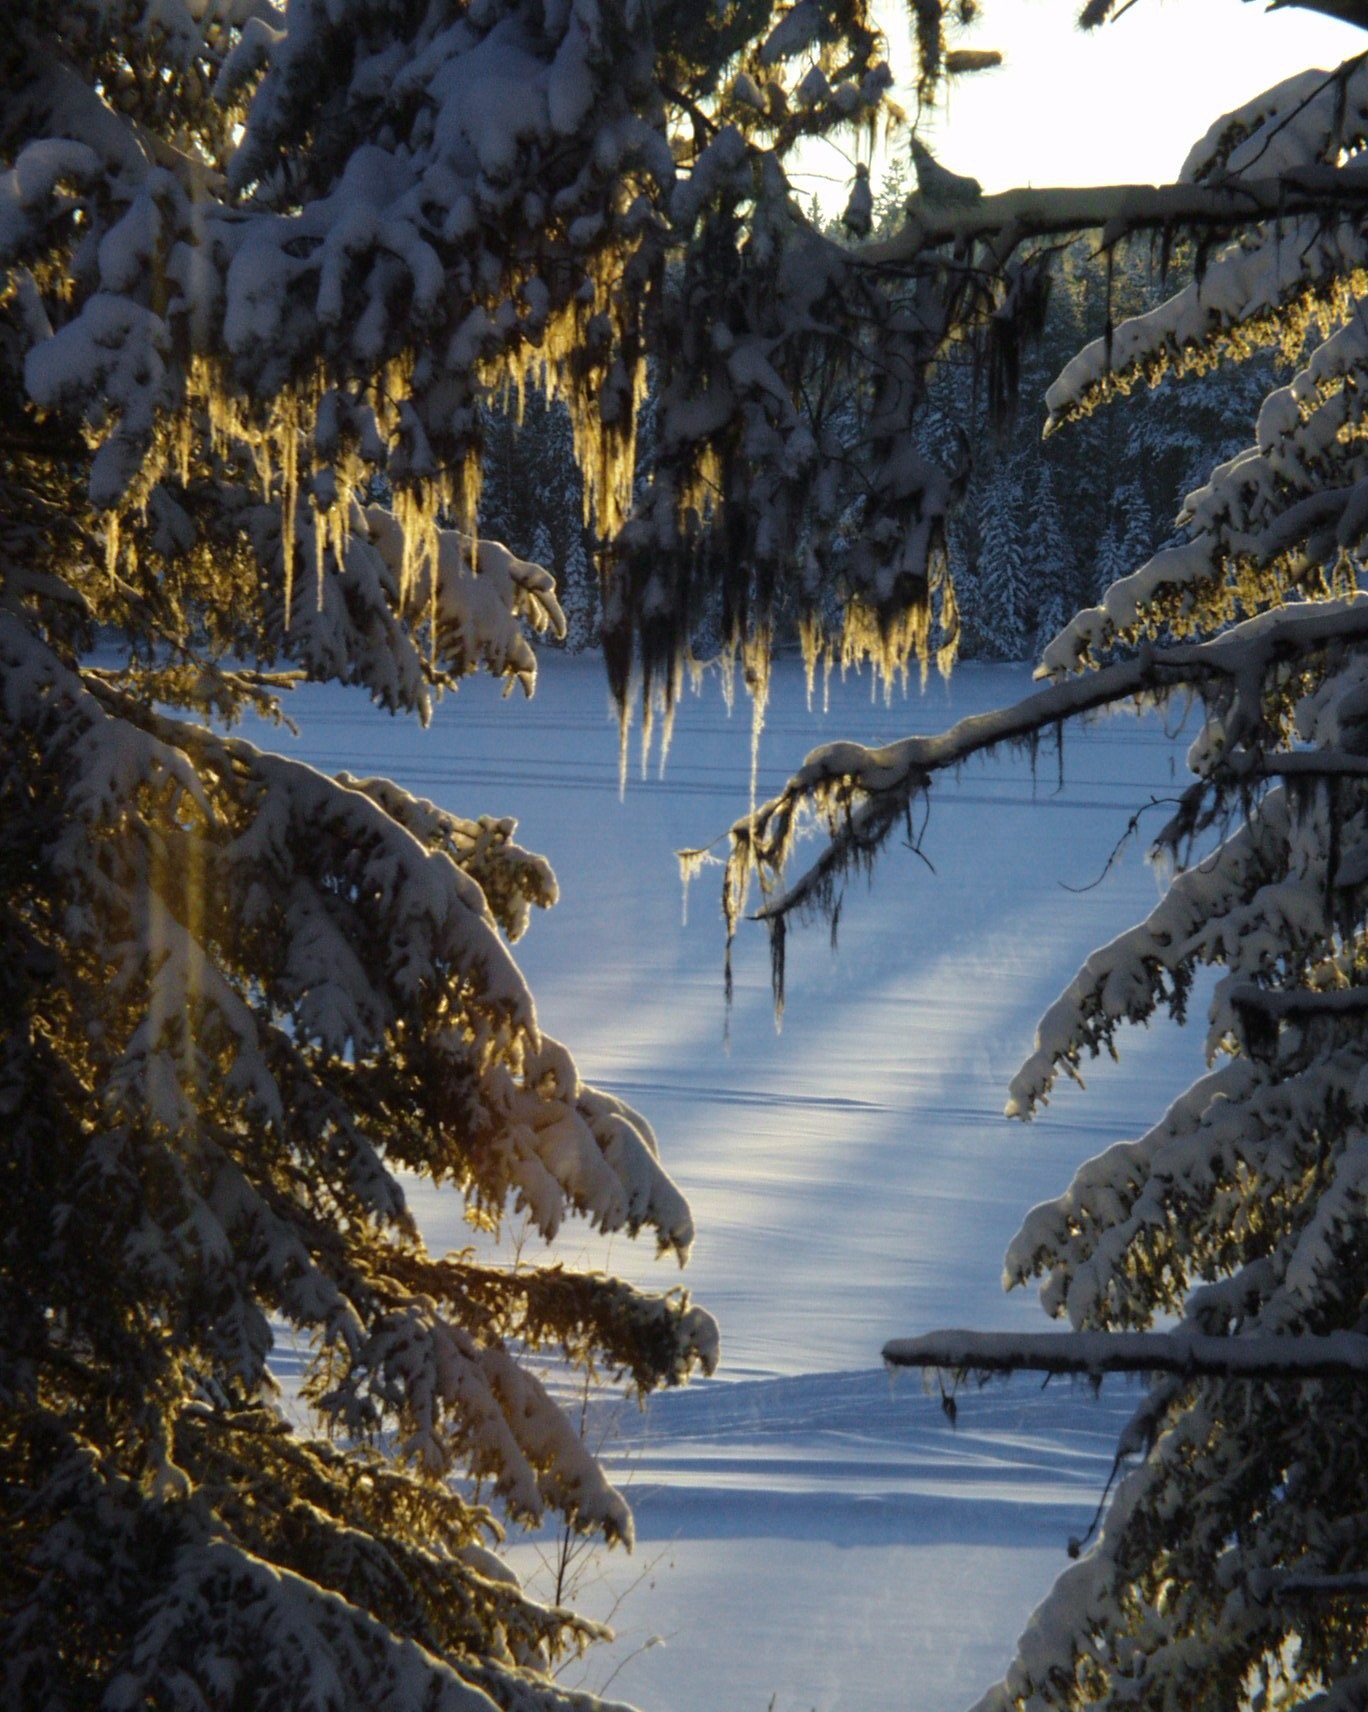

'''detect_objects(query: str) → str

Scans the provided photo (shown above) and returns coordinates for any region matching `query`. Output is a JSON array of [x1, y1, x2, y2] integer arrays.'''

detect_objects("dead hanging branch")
[[730, 599, 1368, 923], [718, 599, 1368, 1004]]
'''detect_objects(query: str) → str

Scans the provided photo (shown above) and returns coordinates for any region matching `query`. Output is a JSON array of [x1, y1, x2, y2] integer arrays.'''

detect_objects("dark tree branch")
[[1268, 0, 1368, 33], [1228, 982, 1368, 1022], [1265, 1571, 1368, 1600], [884, 1328, 1368, 1379]]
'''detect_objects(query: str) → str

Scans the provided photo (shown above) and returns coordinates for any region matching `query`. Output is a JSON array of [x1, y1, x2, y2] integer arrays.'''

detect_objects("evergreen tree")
[[530, 519, 557, 583], [479, 397, 580, 567], [1090, 515, 1129, 602], [715, 27, 1368, 1712], [1028, 462, 1074, 654], [920, 235, 1269, 661], [977, 454, 1031, 660], [559, 536, 599, 655], [1087, 475, 1153, 602], [1113, 475, 1152, 572]]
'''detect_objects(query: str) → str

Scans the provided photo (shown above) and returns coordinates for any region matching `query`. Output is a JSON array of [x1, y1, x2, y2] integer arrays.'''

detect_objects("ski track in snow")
[[264, 656, 1200, 1711]]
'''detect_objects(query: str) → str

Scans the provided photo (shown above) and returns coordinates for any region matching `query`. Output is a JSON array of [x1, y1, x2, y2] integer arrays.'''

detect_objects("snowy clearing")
[[266, 653, 1201, 1710]]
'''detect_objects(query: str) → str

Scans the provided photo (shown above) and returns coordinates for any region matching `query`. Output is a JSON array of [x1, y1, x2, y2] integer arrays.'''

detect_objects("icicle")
[[105, 510, 121, 587], [936, 562, 960, 679], [656, 653, 684, 778], [280, 393, 299, 628], [617, 697, 631, 800], [743, 629, 772, 825], [799, 610, 823, 711], [678, 844, 719, 928], [313, 505, 327, 612], [430, 496, 442, 668], [717, 643, 737, 718], [639, 691, 654, 782], [176, 401, 193, 488]]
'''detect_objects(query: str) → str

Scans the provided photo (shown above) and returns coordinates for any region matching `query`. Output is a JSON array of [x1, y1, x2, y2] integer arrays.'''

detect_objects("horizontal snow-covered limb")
[[494, 1072, 699, 1257], [1227, 982, 1368, 1022], [725, 602, 1368, 1109], [340, 778, 557, 944], [0, 135, 102, 258], [173, 1403, 600, 1675], [730, 653, 1162, 931], [1003, 1040, 1368, 1333], [967, 1340, 1368, 1712], [214, 10, 286, 103], [575, 1080, 697, 1258], [0, 618, 295, 1139], [1259, 1571, 1368, 1600], [1235, 751, 1368, 779], [0, 611, 209, 826], [222, 745, 537, 1048], [963, 1411, 1239, 1712], [1008, 797, 1291, 1116], [10, 614, 699, 1288], [1278, 1128, 1368, 1321], [861, 161, 1368, 264], [1010, 754, 1368, 1115], [883, 1328, 1368, 1378], [1003, 1059, 1264, 1323], [217, 759, 698, 1257], [83, 680, 700, 1261], [366, 507, 564, 692], [863, 124, 1368, 462], [13, 1407, 624, 1712]]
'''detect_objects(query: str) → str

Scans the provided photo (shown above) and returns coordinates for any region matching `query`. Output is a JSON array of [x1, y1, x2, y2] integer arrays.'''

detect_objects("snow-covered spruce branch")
[[883, 1329, 1368, 1379], [862, 159, 1368, 262], [721, 599, 1368, 963]]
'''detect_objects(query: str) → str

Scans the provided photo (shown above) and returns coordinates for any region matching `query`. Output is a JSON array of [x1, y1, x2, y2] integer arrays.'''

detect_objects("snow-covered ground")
[[270, 653, 1201, 1711]]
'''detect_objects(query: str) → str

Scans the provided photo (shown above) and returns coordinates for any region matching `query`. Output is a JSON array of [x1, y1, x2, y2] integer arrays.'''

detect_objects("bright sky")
[[796, 0, 1367, 201]]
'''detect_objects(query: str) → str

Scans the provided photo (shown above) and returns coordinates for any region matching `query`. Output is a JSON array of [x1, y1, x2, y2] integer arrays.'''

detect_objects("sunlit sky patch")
[[792, 0, 1367, 205]]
